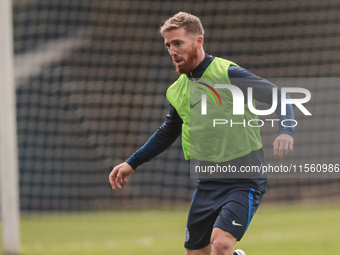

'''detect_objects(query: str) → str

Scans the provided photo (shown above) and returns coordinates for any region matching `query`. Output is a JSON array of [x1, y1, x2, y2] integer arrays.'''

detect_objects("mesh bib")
[[166, 57, 262, 162]]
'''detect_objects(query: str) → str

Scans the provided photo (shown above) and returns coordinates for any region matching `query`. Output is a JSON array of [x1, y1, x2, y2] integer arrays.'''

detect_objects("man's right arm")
[[125, 104, 183, 170], [110, 104, 182, 189]]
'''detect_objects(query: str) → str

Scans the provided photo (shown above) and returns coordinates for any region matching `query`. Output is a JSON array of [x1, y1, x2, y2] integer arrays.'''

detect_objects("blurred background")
[[2, 0, 340, 254], [12, 0, 340, 211]]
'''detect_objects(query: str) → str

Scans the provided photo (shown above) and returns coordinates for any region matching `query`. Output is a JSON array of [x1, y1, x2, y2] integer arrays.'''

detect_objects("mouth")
[[173, 59, 184, 66]]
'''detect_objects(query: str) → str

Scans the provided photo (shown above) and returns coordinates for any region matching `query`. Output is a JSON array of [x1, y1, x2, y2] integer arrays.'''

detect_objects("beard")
[[173, 45, 199, 74]]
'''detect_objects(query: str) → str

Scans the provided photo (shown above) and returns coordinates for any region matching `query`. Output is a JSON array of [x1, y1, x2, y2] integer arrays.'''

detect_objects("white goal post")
[[0, 0, 20, 254]]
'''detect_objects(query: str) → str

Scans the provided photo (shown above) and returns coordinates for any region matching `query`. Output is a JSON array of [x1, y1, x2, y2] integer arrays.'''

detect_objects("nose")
[[169, 46, 177, 56]]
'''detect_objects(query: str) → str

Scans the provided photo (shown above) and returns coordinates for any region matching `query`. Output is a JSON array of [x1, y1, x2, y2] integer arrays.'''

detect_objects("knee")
[[211, 238, 232, 253], [211, 229, 236, 255]]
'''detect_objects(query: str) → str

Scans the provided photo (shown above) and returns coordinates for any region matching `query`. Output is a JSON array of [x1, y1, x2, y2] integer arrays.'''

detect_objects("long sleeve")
[[126, 104, 183, 170], [228, 65, 295, 136]]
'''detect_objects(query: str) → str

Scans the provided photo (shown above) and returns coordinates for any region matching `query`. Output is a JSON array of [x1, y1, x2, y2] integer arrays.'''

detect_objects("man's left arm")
[[228, 66, 295, 159]]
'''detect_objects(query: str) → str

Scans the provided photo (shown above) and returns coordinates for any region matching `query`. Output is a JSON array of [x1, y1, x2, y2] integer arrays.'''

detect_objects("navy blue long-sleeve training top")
[[125, 53, 294, 192]]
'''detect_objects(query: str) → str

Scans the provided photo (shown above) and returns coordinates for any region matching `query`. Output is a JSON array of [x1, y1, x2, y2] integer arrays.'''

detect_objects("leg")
[[210, 189, 264, 255], [186, 244, 211, 255], [185, 189, 220, 252], [211, 227, 237, 255], [185, 188, 263, 255]]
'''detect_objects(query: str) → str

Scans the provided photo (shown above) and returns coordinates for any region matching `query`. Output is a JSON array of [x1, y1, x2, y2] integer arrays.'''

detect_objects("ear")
[[196, 35, 204, 48]]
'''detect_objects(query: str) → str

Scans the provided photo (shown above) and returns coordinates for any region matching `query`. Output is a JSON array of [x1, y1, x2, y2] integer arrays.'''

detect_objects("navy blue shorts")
[[185, 187, 264, 250]]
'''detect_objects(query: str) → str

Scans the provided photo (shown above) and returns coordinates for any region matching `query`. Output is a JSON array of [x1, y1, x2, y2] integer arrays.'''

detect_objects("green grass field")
[[1, 203, 339, 255]]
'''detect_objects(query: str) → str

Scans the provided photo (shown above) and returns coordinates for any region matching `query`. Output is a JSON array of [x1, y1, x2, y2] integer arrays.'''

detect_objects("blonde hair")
[[160, 12, 204, 36]]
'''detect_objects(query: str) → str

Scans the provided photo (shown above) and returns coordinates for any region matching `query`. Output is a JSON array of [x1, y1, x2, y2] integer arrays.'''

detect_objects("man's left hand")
[[273, 134, 294, 159]]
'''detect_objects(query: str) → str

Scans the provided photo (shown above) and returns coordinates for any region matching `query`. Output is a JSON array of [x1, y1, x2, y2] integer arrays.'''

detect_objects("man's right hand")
[[109, 162, 134, 190]]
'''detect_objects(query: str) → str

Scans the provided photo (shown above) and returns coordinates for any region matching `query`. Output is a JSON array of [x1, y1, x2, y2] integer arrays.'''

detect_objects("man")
[[109, 12, 294, 255]]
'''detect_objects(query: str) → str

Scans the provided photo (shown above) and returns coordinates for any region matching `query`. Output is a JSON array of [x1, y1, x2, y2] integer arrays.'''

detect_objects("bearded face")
[[163, 28, 203, 75], [173, 44, 199, 74]]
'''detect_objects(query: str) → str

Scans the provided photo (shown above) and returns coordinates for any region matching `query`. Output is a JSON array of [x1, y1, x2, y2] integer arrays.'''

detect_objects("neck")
[[190, 49, 205, 73]]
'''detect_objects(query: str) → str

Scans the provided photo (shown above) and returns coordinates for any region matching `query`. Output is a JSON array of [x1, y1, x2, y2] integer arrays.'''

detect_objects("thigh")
[[185, 189, 220, 250], [213, 188, 264, 241]]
